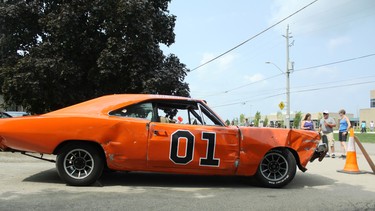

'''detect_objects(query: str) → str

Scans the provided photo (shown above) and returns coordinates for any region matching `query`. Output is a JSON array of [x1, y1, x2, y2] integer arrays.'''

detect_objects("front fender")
[[236, 127, 320, 176]]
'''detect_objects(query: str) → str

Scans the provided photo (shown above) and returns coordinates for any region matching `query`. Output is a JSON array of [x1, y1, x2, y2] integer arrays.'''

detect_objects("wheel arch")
[[53, 140, 107, 165], [263, 147, 304, 172], [282, 147, 306, 172]]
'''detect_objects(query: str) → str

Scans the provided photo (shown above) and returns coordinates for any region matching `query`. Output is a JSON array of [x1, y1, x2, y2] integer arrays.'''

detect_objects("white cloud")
[[328, 36, 351, 50], [297, 66, 339, 80], [244, 73, 265, 83], [218, 53, 236, 70], [200, 53, 215, 66], [269, 0, 375, 35], [198, 52, 237, 72], [314, 66, 338, 75]]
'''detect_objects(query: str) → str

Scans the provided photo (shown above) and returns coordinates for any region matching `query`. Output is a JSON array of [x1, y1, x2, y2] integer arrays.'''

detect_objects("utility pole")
[[283, 25, 293, 129], [265, 25, 294, 129]]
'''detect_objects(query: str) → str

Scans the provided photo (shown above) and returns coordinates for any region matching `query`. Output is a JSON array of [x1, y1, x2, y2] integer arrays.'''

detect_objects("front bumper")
[[310, 143, 328, 162]]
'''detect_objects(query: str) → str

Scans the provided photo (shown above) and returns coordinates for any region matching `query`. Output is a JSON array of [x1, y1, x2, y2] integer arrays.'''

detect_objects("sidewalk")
[[329, 142, 375, 156], [333, 130, 375, 134], [321, 142, 375, 175]]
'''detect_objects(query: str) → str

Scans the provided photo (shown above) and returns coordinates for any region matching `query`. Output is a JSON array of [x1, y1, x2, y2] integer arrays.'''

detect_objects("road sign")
[[279, 101, 285, 110]]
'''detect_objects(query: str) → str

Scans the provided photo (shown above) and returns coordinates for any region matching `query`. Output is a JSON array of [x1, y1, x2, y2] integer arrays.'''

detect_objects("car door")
[[147, 101, 240, 175], [106, 102, 153, 170]]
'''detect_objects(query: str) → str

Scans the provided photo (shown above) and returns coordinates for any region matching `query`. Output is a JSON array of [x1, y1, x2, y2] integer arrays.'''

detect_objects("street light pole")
[[265, 62, 284, 74], [265, 61, 288, 127]]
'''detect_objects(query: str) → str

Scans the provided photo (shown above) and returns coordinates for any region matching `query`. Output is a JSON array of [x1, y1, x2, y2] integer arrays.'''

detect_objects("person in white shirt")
[[319, 110, 336, 158]]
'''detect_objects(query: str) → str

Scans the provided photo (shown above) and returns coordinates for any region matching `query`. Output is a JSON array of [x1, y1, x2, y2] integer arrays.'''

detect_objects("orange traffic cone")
[[337, 128, 365, 174]]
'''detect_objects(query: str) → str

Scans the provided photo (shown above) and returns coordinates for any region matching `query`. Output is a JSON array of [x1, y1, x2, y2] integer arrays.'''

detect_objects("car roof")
[[43, 94, 197, 116]]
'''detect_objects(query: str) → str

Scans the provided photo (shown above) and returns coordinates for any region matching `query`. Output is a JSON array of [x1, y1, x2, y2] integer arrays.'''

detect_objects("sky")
[[162, 0, 375, 121]]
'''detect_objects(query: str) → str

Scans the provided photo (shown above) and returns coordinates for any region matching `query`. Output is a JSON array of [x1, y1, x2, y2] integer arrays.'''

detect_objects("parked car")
[[0, 94, 326, 188], [3, 111, 30, 117], [0, 112, 12, 118]]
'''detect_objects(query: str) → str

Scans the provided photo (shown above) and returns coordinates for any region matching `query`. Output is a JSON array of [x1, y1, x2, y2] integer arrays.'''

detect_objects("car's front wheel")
[[56, 144, 104, 186], [255, 149, 296, 188]]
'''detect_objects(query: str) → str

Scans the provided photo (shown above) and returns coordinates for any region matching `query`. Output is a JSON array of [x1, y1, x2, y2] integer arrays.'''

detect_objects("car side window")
[[109, 102, 153, 120], [154, 101, 224, 126]]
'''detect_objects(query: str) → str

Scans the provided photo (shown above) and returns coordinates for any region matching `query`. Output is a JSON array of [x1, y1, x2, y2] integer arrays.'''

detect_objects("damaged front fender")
[[236, 127, 322, 176]]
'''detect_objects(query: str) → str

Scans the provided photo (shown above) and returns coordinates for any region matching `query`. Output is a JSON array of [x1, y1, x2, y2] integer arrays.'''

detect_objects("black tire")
[[255, 149, 296, 188], [56, 144, 104, 186]]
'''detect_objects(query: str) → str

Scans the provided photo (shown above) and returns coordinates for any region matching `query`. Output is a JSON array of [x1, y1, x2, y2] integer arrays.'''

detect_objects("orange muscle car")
[[0, 94, 326, 188]]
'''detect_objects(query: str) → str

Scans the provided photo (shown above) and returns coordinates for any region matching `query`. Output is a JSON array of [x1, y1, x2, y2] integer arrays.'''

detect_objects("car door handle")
[[154, 130, 168, 136]]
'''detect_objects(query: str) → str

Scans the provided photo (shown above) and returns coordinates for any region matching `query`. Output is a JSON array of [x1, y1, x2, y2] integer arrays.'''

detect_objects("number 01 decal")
[[169, 130, 220, 167]]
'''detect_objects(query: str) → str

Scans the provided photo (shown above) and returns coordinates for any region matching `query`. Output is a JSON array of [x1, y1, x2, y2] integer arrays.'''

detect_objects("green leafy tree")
[[232, 117, 239, 126], [264, 116, 269, 127], [277, 111, 284, 128], [239, 113, 245, 124], [225, 119, 230, 126], [0, 0, 189, 113], [254, 111, 261, 127], [293, 111, 303, 129]]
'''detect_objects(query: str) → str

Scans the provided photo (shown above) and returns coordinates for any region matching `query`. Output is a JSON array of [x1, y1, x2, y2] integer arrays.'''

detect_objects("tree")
[[277, 111, 284, 128], [263, 116, 269, 127], [225, 119, 230, 126], [254, 111, 261, 127], [293, 111, 303, 129], [232, 117, 239, 126], [239, 114, 245, 125], [0, 0, 189, 113]]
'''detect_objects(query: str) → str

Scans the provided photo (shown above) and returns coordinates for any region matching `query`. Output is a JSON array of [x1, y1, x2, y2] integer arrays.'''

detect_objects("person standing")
[[338, 109, 351, 158], [319, 110, 336, 158], [370, 121, 374, 132], [301, 113, 314, 130], [361, 121, 367, 133], [245, 118, 250, 127]]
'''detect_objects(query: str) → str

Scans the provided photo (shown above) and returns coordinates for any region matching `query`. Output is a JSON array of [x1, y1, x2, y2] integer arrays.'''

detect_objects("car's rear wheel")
[[56, 144, 104, 186], [255, 149, 296, 188]]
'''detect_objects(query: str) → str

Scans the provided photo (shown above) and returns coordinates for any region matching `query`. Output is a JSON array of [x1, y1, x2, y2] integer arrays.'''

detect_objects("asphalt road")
[[1, 142, 374, 211]]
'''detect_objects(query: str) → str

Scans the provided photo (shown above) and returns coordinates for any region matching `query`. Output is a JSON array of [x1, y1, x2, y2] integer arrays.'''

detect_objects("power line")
[[291, 80, 375, 94], [220, 74, 375, 103], [212, 80, 375, 108], [292, 75, 375, 91], [199, 53, 375, 98], [201, 73, 283, 98], [212, 92, 285, 108], [295, 53, 375, 72], [190, 0, 318, 72]]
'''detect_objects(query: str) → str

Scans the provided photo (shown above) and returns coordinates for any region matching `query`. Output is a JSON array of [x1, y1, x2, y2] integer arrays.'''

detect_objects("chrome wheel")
[[57, 144, 104, 186], [63, 149, 94, 179], [260, 152, 288, 181]]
